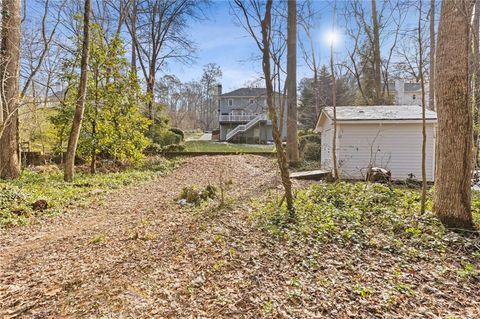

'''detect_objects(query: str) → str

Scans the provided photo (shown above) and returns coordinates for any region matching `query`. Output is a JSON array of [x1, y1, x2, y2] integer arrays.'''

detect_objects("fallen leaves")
[[0, 155, 479, 318]]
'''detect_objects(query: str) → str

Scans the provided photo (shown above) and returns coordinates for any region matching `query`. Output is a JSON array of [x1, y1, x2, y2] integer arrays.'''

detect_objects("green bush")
[[169, 128, 184, 141], [161, 144, 186, 153], [299, 134, 321, 160], [144, 143, 186, 155], [298, 129, 315, 137], [178, 185, 217, 206], [147, 124, 182, 147], [302, 142, 321, 161]]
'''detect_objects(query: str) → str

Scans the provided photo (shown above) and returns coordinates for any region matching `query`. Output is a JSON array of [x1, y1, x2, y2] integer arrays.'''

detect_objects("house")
[[389, 80, 429, 108], [315, 105, 437, 181], [217, 86, 287, 143]]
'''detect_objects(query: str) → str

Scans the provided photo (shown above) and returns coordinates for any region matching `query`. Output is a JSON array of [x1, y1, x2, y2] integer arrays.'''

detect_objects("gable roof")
[[321, 105, 437, 122], [220, 87, 267, 98]]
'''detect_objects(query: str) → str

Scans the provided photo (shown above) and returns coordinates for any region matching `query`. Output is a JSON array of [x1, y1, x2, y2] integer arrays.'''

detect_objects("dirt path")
[[0, 155, 278, 318]]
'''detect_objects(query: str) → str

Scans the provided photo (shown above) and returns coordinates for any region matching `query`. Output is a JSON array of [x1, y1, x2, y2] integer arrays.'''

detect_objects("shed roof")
[[322, 105, 437, 122]]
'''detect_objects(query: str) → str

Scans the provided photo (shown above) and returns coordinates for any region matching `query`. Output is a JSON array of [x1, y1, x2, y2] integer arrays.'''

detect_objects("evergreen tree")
[[298, 66, 355, 129], [53, 24, 150, 173]]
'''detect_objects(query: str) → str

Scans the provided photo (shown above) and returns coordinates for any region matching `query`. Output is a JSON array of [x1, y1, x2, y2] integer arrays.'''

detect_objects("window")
[[228, 99, 233, 106], [412, 94, 416, 100], [249, 98, 254, 105]]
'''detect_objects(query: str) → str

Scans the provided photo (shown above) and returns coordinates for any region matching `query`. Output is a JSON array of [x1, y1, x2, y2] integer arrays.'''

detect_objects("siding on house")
[[218, 87, 287, 142]]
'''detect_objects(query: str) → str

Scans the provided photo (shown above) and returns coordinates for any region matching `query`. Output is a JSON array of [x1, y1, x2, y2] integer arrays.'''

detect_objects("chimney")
[[217, 84, 222, 114]]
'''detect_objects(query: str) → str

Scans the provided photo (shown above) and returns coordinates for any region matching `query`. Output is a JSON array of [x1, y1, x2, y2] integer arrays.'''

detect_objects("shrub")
[[147, 124, 182, 146], [0, 186, 28, 210], [169, 128, 184, 141], [303, 142, 321, 161], [161, 144, 186, 153], [144, 143, 186, 155], [299, 134, 321, 161], [298, 129, 315, 137], [143, 143, 163, 155], [178, 185, 217, 206]]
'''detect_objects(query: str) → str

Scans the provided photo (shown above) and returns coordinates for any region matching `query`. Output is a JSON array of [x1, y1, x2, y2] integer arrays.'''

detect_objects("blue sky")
[[165, 0, 339, 92], [164, 0, 427, 92]]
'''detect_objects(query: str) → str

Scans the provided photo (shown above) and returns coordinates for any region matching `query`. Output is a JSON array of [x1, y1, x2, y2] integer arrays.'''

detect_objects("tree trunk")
[[331, 0, 339, 180], [371, 0, 382, 103], [130, 0, 137, 76], [418, 0, 427, 214], [429, 0, 435, 111], [146, 69, 155, 121], [64, 0, 91, 182], [434, 0, 474, 230], [0, 0, 22, 179], [286, 0, 299, 164], [90, 119, 96, 174], [473, 2, 480, 167], [261, 0, 294, 217]]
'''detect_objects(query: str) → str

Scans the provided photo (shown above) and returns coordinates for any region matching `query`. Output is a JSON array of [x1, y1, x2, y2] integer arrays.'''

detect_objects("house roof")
[[220, 87, 267, 97], [321, 105, 437, 122]]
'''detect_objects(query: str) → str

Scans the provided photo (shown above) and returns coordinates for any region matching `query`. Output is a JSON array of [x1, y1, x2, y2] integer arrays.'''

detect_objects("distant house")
[[217, 86, 287, 143], [315, 105, 437, 181], [389, 80, 429, 108]]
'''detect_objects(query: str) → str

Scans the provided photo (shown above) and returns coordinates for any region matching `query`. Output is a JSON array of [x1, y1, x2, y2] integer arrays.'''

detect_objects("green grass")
[[184, 131, 204, 141], [0, 157, 176, 228], [184, 140, 275, 153]]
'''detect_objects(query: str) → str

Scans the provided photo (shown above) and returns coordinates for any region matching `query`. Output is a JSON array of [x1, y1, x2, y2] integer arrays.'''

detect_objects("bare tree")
[[0, 0, 22, 179], [341, 0, 406, 105], [20, 0, 63, 98], [331, 0, 339, 179], [64, 0, 91, 182], [418, 0, 427, 214], [429, 0, 435, 110], [124, 0, 203, 121], [200, 63, 222, 131], [371, 0, 382, 103], [298, 0, 320, 119], [286, 0, 299, 164], [434, 0, 474, 229], [233, 0, 295, 217]]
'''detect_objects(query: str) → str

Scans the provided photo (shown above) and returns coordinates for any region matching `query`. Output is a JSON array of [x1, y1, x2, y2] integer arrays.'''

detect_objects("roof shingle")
[[322, 105, 437, 121]]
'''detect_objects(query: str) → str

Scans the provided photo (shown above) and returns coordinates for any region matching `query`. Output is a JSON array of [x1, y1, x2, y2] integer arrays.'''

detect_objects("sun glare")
[[326, 30, 339, 46]]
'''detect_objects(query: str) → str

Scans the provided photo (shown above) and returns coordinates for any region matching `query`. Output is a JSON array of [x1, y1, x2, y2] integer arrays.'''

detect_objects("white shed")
[[315, 105, 437, 181]]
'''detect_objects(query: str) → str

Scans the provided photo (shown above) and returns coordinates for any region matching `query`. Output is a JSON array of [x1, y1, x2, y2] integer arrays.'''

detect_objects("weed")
[[89, 234, 107, 244], [353, 284, 374, 298], [178, 185, 216, 206], [456, 261, 479, 280]]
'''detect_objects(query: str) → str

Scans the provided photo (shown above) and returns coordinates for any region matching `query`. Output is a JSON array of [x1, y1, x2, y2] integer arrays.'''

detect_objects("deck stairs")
[[226, 114, 267, 141]]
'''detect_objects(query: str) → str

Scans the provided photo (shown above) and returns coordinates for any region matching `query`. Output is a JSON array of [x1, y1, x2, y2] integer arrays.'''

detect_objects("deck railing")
[[219, 114, 258, 122], [226, 114, 267, 141]]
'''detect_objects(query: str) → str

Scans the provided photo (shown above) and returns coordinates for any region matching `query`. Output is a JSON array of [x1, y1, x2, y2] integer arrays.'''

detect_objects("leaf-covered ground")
[[0, 157, 175, 227], [0, 155, 479, 318]]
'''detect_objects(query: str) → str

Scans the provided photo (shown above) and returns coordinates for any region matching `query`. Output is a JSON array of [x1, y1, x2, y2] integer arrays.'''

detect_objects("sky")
[[22, 0, 424, 93], [165, 0, 339, 92]]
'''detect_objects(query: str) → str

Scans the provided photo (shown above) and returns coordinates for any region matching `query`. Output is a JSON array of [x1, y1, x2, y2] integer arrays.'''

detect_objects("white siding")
[[319, 119, 436, 181], [320, 126, 332, 169]]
